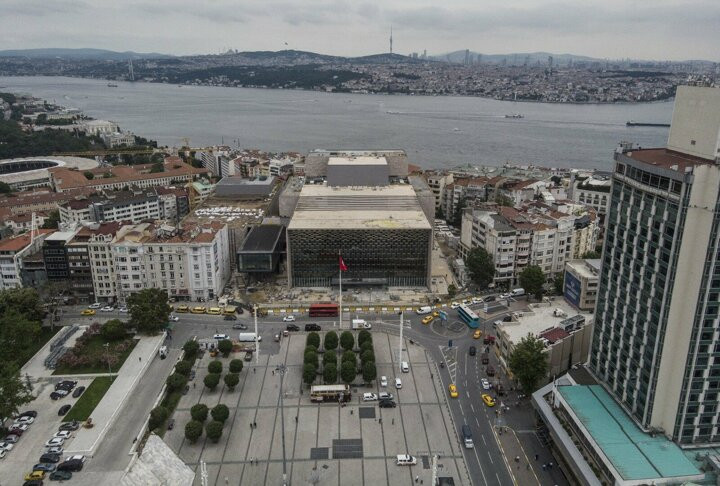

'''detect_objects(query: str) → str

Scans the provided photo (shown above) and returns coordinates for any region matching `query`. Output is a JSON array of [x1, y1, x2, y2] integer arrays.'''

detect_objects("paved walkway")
[[494, 425, 541, 486], [65, 334, 165, 456], [22, 325, 85, 380]]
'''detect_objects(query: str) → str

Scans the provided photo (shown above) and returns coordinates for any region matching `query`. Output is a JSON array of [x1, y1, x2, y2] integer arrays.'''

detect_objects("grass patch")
[[53, 335, 138, 375], [62, 376, 113, 422], [19, 326, 58, 366]]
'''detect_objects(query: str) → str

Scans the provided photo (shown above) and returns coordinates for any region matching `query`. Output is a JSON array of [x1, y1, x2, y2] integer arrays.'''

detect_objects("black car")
[[58, 404, 71, 416], [50, 390, 69, 400], [72, 386, 85, 398], [50, 470, 73, 480], [286, 324, 300, 332], [223, 314, 237, 321], [40, 452, 61, 463], [304, 323, 321, 332], [469, 346, 477, 356], [56, 459, 84, 472], [23, 480, 43, 486], [59, 420, 80, 431], [484, 295, 496, 302], [502, 315, 512, 322], [18, 411, 38, 418], [378, 399, 397, 408], [55, 380, 77, 391]]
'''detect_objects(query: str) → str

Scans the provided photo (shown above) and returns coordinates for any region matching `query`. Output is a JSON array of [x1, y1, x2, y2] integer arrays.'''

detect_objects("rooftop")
[[498, 299, 591, 345], [556, 385, 702, 482], [0, 229, 54, 252], [566, 259, 602, 279], [238, 224, 284, 253], [288, 184, 431, 231], [327, 156, 388, 166], [625, 148, 714, 172], [44, 231, 76, 242]]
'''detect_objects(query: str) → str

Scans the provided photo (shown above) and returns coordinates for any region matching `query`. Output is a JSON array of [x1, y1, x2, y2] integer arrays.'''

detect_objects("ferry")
[[504, 114, 524, 119], [107, 83, 118, 88]]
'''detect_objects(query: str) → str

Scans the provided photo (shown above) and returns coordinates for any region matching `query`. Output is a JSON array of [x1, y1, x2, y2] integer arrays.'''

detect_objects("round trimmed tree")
[[323, 362, 337, 384], [304, 350, 318, 368], [204, 373, 220, 390], [360, 339, 373, 353], [324, 331, 338, 351], [340, 331, 354, 351], [166, 373, 187, 392], [229, 359, 243, 373], [182, 340, 200, 360], [211, 404, 230, 423], [190, 403, 208, 422], [358, 329, 371, 346], [206, 420, 223, 443], [175, 360, 192, 376], [224, 373, 239, 391], [185, 420, 203, 443], [362, 361, 377, 383], [208, 360, 222, 374], [306, 332, 320, 349], [361, 349, 375, 364], [303, 363, 317, 385], [340, 360, 356, 384], [148, 406, 168, 431], [341, 350, 356, 365], [323, 350, 337, 366], [217, 339, 233, 357]]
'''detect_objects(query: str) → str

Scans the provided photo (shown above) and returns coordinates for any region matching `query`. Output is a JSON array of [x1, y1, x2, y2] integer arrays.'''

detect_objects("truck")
[[351, 319, 371, 329], [481, 353, 489, 365], [237, 333, 262, 342]]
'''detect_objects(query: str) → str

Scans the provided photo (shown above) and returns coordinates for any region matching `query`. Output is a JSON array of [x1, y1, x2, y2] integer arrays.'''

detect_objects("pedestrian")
[[250, 422, 253, 430], [253, 368, 256, 374], [526, 464, 530, 470], [379, 418, 382, 424], [542, 464, 546, 471], [392, 418, 394, 425], [549, 462, 554, 469], [534, 454, 539, 461], [272, 370, 275, 375], [139, 357, 141, 362], [515, 456, 520, 463], [193, 383, 196, 388], [295, 416, 298, 423], [253, 421, 257, 428], [415, 475, 419, 483]]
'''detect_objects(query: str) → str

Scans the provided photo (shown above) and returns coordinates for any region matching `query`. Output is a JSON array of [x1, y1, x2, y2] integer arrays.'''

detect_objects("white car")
[[100, 305, 114, 312], [54, 430, 72, 439], [213, 334, 229, 340], [169, 315, 179, 322], [46, 446, 63, 454], [471, 297, 483, 304], [380, 376, 388, 387], [0, 442, 13, 451], [378, 392, 394, 401], [66, 454, 86, 463], [362, 393, 378, 401], [45, 437, 65, 447], [500, 293, 511, 300], [282, 315, 296, 322], [9, 423, 28, 433], [450, 302, 460, 309], [481, 378, 492, 390], [14, 416, 34, 425], [118, 306, 128, 313], [0, 449, 6, 459], [88, 303, 102, 309]]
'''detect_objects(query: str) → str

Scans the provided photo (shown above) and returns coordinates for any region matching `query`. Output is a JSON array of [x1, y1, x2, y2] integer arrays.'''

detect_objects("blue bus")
[[457, 304, 480, 329]]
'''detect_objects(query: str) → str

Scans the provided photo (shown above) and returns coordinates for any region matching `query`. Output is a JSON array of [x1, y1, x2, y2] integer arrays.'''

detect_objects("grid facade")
[[288, 228, 431, 287]]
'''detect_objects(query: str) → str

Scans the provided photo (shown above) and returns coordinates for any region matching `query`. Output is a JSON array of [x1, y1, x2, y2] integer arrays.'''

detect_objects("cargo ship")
[[626, 121, 670, 127]]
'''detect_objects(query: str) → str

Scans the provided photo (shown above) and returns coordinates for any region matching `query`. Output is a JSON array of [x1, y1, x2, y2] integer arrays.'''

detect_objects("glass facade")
[[288, 228, 430, 287]]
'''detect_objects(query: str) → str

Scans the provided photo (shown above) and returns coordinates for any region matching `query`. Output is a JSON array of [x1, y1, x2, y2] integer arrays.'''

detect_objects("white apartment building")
[[569, 172, 612, 217], [0, 230, 54, 289], [79, 119, 119, 136], [425, 172, 454, 210], [442, 177, 488, 221]]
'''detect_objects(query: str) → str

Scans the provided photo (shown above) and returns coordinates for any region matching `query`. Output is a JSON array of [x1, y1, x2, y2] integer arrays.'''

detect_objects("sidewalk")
[[494, 425, 541, 486], [65, 334, 165, 456], [22, 325, 85, 381]]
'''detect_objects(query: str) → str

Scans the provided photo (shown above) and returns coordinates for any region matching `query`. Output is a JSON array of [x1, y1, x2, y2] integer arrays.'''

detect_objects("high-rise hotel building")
[[590, 85, 720, 445]]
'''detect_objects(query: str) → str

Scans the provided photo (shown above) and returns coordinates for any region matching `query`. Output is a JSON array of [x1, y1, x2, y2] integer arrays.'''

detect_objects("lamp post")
[[104, 342, 113, 381], [275, 364, 288, 486]]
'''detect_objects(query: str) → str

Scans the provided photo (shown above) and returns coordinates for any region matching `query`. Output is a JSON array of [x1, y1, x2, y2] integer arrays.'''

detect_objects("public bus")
[[457, 304, 480, 329], [223, 305, 237, 315], [308, 302, 339, 317], [310, 384, 351, 403]]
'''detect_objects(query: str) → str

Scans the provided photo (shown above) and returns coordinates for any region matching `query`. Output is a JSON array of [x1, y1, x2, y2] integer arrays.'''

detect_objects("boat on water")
[[107, 83, 118, 87], [626, 121, 670, 127], [505, 114, 524, 119]]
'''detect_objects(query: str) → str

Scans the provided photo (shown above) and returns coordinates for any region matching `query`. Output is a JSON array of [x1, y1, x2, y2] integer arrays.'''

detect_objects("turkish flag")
[[339, 256, 348, 272]]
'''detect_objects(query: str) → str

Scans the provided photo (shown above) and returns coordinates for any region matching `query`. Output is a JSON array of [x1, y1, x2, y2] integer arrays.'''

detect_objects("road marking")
[[475, 417, 480, 427], [486, 450, 494, 464], [496, 472, 501, 484], [482, 434, 487, 446], [473, 445, 489, 485], [470, 403, 475, 414]]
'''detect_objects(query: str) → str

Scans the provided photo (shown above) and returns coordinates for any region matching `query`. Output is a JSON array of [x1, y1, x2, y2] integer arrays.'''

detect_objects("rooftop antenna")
[[390, 26, 393, 54]]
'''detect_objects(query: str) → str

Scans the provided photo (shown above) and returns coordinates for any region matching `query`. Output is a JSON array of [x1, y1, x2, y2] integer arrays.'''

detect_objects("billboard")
[[564, 270, 582, 308]]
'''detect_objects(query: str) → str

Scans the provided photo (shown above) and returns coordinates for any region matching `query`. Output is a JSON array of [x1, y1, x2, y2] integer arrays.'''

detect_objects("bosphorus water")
[[0, 76, 674, 169]]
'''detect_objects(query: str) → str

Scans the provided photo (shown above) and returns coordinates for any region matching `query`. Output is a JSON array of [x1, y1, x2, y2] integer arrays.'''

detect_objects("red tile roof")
[[626, 148, 713, 172], [0, 229, 54, 252], [539, 327, 570, 343]]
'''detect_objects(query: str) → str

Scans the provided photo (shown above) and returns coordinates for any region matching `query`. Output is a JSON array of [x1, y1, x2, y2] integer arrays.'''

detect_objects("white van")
[[416, 306, 432, 315], [510, 288, 526, 297], [395, 377, 402, 389], [237, 333, 262, 342], [158, 346, 168, 359], [401, 361, 409, 373], [462, 424, 474, 448], [396, 454, 417, 466]]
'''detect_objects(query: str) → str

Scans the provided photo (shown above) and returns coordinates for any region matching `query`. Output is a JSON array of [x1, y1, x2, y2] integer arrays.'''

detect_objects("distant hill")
[[433, 50, 601, 65], [0, 48, 174, 60]]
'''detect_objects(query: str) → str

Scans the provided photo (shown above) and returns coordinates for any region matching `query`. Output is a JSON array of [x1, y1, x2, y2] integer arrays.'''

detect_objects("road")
[[62, 300, 567, 486]]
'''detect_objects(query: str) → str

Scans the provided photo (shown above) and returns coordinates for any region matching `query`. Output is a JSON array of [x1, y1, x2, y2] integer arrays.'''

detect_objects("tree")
[[148, 406, 169, 431], [0, 310, 40, 365], [361, 349, 375, 364], [206, 420, 224, 443], [208, 360, 222, 374], [582, 250, 601, 259], [495, 195, 514, 207], [304, 345, 317, 357], [185, 420, 203, 443], [357, 330, 371, 347], [323, 362, 337, 383], [217, 339, 233, 357], [150, 162, 164, 173], [508, 335, 549, 394], [83, 171, 95, 180], [183, 340, 199, 360], [452, 196, 467, 226], [362, 361, 377, 383], [341, 350, 356, 366], [323, 331, 338, 351], [553, 273, 565, 295], [100, 319, 126, 341], [340, 331, 354, 351], [360, 340, 373, 353], [340, 360, 356, 384], [465, 247, 495, 289], [304, 351, 318, 368], [174, 360, 192, 376], [166, 373, 187, 392], [306, 332, 320, 349], [190, 403, 208, 422], [41, 210, 60, 229], [519, 265, 545, 300], [204, 373, 220, 390], [303, 363, 317, 385], [211, 404, 230, 423], [224, 373, 239, 391], [323, 350, 337, 366], [447, 283, 458, 299], [0, 363, 33, 423], [0, 288, 45, 322], [229, 359, 243, 373], [0, 181, 13, 194], [128, 288, 171, 335]]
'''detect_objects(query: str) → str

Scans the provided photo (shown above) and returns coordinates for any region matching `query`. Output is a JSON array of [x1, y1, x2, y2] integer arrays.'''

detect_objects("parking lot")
[[164, 329, 470, 485]]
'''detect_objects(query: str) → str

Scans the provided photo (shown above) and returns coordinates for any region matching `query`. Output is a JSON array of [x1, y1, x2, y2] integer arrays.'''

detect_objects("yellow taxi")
[[25, 471, 46, 481], [432, 311, 440, 318], [207, 307, 222, 315], [191, 306, 207, 314], [448, 383, 459, 398], [422, 315, 434, 325], [473, 329, 482, 339], [81, 309, 96, 316], [482, 394, 495, 407], [176, 305, 189, 313]]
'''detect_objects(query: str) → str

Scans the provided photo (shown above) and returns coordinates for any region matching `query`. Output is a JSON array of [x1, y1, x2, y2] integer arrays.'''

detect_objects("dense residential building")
[[0, 230, 54, 289], [188, 180, 215, 207], [425, 171, 454, 210], [100, 131, 135, 148], [569, 171, 612, 217], [43, 231, 80, 296], [442, 177, 489, 223], [590, 85, 720, 445], [563, 259, 601, 311]]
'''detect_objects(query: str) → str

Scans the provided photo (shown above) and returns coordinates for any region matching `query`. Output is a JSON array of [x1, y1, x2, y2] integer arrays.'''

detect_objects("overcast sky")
[[2, 0, 719, 61]]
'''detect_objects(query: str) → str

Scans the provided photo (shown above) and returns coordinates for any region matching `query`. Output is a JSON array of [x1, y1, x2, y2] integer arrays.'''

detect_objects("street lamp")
[[275, 365, 288, 486], [104, 343, 113, 381]]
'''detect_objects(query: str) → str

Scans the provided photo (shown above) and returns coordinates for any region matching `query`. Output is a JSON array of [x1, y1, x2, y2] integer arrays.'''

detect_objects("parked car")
[[223, 314, 237, 321], [0, 449, 5, 459], [378, 392, 393, 401], [50, 390, 69, 400], [59, 421, 80, 432], [282, 315, 296, 322], [65, 455, 86, 463], [17, 411, 37, 418], [24, 471, 46, 481], [53, 431, 72, 439], [379, 399, 397, 408], [167, 419, 175, 430], [8, 427, 25, 436], [304, 323, 321, 331], [243, 352, 253, 362], [10, 422, 29, 432], [212, 334, 229, 340], [286, 324, 299, 332], [362, 393, 378, 401], [4, 434, 19, 443], [15, 415, 35, 424], [23, 479, 44, 486], [450, 302, 460, 309], [0, 442, 14, 451], [118, 306, 128, 313], [56, 459, 83, 472], [45, 446, 63, 455], [88, 303, 102, 309], [189, 370, 196, 380], [233, 323, 248, 330], [100, 305, 114, 312], [45, 437, 65, 448], [72, 386, 85, 398], [55, 380, 77, 391], [32, 463, 57, 472], [40, 453, 61, 463], [81, 309, 96, 316], [483, 295, 496, 302], [49, 470, 72, 480], [481, 379, 492, 390], [169, 315, 180, 322], [58, 405, 71, 416], [380, 376, 388, 387]]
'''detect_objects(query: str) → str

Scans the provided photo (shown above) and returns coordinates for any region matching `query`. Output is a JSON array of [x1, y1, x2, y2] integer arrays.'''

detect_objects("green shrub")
[[211, 404, 230, 423], [185, 420, 203, 443], [306, 332, 320, 349], [206, 420, 223, 442], [229, 359, 243, 373], [166, 373, 187, 392], [208, 360, 222, 374], [174, 360, 192, 376], [190, 403, 208, 422], [224, 373, 239, 390], [340, 331, 354, 351], [324, 331, 338, 350], [203, 373, 220, 390], [148, 406, 168, 431]]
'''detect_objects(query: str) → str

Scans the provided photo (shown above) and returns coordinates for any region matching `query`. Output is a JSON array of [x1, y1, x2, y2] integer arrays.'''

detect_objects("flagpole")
[[339, 251, 343, 330]]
